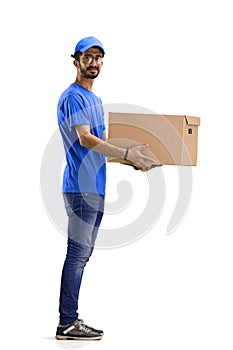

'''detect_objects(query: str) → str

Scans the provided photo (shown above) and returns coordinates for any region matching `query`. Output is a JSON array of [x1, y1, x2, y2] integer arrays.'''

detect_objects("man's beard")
[[80, 65, 100, 79]]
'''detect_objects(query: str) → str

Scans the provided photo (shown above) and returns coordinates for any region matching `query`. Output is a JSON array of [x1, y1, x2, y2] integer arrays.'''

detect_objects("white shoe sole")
[[56, 334, 102, 341]]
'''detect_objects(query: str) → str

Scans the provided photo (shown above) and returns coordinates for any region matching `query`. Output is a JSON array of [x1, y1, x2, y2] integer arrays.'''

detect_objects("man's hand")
[[126, 144, 161, 171]]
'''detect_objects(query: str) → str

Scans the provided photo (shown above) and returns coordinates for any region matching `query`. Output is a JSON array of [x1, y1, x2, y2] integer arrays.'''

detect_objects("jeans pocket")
[[63, 193, 75, 216]]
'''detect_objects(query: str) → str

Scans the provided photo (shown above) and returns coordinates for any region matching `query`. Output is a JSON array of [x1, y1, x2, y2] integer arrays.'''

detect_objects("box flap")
[[185, 116, 201, 126]]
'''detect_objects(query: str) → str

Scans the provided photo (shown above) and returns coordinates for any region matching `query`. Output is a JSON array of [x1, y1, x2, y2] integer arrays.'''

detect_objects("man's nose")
[[90, 58, 98, 66]]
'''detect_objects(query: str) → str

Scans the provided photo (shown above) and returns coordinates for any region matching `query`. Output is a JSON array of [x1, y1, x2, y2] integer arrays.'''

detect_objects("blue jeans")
[[59, 192, 105, 325]]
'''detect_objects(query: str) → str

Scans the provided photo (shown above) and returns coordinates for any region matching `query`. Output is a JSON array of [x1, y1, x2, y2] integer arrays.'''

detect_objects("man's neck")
[[75, 76, 94, 91]]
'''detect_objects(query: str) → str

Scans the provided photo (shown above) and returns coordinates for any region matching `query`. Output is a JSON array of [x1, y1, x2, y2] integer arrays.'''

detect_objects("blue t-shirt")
[[57, 83, 106, 195]]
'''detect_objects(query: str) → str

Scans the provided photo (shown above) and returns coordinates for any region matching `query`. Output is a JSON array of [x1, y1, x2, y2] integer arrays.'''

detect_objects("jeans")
[[59, 192, 105, 325]]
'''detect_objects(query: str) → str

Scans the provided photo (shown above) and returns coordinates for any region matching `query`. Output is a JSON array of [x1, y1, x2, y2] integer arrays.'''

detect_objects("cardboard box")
[[107, 112, 200, 166]]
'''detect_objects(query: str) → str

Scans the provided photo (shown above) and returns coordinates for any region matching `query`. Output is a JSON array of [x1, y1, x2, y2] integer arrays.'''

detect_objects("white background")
[[1, 0, 233, 349]]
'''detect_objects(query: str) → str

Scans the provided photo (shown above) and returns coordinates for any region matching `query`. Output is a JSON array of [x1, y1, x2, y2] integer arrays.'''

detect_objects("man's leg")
[[59, 239, 94, 325], [58, 192, 104, 326]]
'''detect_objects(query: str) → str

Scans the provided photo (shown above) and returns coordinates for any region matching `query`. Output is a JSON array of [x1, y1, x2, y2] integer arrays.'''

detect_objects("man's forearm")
[[79, 131, 126, 159]]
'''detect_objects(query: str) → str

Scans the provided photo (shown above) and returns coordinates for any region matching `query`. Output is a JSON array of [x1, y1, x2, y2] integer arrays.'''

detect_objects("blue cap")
[[72, 36, 105, 57]]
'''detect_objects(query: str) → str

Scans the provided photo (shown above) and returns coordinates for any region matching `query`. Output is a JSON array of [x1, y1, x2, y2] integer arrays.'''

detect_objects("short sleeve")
[[65, 95, 90, 128]]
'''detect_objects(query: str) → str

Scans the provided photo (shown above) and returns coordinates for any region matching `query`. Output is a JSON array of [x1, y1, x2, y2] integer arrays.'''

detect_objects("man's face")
[[78, 47, 103, 79]]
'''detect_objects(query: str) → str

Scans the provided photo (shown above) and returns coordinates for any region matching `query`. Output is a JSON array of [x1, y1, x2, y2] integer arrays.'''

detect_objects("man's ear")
[[73, 60, 79, 68]]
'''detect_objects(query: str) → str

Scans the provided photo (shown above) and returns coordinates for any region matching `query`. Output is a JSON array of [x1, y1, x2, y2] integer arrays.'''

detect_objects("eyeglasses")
[[80, 54, 103, 65]]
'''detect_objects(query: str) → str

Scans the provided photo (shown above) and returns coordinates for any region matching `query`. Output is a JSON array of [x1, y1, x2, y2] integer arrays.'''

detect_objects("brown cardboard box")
[[107, 112, 200, 166]]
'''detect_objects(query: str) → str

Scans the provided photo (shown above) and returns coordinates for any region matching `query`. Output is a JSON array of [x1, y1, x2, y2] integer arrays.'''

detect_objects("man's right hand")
[[126, 144, 162, 171]]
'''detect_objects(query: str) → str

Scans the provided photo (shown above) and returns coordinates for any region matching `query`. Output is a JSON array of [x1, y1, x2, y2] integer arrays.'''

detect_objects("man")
[[56, 36, 158, 341]]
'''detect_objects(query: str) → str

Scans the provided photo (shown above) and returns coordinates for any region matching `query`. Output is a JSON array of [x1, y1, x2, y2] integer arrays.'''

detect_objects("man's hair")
[[73, 51, 82, 61]]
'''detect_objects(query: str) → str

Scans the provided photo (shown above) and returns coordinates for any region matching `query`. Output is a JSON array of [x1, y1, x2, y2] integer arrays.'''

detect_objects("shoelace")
[[74, 320, 92, 334]]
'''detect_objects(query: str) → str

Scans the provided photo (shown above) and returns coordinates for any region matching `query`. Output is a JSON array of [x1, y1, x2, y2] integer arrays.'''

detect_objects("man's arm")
[[75, 124, 159, 171], [103, 129, 107, 141], [76, 124, 126, 158]]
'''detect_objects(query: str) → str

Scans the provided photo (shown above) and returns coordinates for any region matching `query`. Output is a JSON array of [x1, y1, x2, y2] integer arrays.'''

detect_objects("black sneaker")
[[56, 319, 103, 340]]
